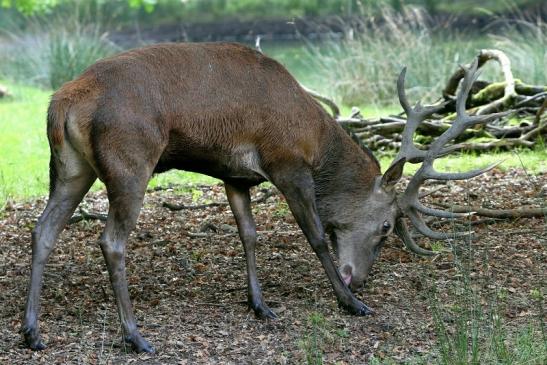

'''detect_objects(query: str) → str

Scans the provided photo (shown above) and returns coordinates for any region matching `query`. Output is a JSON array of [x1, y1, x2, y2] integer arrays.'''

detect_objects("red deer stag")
[[23, 43, 502, 352]]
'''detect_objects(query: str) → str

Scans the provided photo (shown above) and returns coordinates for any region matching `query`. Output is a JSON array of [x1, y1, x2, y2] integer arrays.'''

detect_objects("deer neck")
[[313, 126, 381, 231]]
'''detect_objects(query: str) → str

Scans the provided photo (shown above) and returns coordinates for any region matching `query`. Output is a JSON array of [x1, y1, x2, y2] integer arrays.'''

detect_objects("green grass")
[[0, 81, 51, 206], [425, 242, 547, 365]]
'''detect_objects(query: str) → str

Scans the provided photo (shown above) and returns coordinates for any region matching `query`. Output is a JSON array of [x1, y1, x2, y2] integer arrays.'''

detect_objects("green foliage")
[[1, 0, 60, 14], [307, 6, 487, 106], [0, 81, 50, 208], [273, 200, 291, 219], [0, 3, 118, 89], [3, 0, 543, 27], [301, 312, 325, 365], [491, 18, 547, 85]]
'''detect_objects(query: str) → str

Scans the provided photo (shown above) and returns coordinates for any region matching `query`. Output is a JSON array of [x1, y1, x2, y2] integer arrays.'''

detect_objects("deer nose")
[[340, 264, 353, 286]]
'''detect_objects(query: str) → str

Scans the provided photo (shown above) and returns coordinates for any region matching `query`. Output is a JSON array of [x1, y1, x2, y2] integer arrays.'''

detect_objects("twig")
[[534, 98, 547, 126], [195, 302, 228, 307], [430, 218, 501, 228], [69, 208, 107, 224], [300, 84, 340, 118], [255, 35, 263, 53], [514, 91, 547, 107], [491, 228, 546, 236]]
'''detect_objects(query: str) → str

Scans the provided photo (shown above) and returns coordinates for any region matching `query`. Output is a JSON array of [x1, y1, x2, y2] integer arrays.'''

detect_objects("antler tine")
[[455, 58, 480, 118], [397, 67, 412, 114], [422, 160, 503, 181], [392, 68, 448, 165], [413, 201, 472, 218], [406, 210, 473, 240], [394, 218, 436, 256], [396, 58, 502, 245]]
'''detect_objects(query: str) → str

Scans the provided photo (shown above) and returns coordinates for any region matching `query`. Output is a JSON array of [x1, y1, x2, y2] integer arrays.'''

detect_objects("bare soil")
[[0, 168, 545, 364]]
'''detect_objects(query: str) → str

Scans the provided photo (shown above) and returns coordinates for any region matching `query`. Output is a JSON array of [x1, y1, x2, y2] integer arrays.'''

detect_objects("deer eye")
[[382, 221, 391, 234]]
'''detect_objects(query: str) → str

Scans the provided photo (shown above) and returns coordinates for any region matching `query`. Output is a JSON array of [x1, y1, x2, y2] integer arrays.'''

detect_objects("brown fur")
[[48, 74, 99, 147], [48, 42, 378, 184]]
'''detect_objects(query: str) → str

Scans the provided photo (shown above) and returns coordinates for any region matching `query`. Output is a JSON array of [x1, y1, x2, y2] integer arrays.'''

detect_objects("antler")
[[393, 59, 506, 253]]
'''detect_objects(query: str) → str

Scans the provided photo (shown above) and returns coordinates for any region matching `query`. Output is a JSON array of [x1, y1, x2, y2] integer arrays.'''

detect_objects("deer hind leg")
[[23, 146, 97, 350], [225, 183, 277, 319], [98, 174, 154, 353]]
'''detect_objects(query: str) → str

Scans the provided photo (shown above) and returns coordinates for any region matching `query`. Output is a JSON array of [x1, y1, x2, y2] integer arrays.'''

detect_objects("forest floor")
[[0, 168, 545, 364]]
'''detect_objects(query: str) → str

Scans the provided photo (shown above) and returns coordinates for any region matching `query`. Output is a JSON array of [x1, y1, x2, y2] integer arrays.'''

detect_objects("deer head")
[[335, 59, 506, 290]]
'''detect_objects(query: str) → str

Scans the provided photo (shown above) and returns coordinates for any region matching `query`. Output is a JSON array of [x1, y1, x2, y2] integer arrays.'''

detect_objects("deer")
[[22, 42, 503, 353]]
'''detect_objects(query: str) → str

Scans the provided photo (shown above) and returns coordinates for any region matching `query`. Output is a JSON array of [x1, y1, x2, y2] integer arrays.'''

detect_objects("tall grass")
[[307, 4, 546, 107], [47, 23, 117, 89], [0, 14, 117, 89], [490, 17, 547, 85], [426, 237, 546, 364]]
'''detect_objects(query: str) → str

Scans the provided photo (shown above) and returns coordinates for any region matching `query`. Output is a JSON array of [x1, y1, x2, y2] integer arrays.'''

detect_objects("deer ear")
[[381, 158, 406, 189]]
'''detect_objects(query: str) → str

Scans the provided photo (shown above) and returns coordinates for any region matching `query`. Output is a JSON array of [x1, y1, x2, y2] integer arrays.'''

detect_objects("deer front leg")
[[225, 183, 276, 319], [271, 167, 373, 316]]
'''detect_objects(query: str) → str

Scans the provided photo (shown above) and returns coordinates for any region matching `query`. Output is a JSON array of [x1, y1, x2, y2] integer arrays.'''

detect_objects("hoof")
[[23, 326, 46, 351], [338, 300, 374, 316], [251, 302, 278, 320], [125, 333, 155, 353]]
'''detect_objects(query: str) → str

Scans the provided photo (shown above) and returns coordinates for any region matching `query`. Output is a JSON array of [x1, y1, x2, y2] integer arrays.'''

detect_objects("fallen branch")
[[163, 189, 275, 211], [434, 203, 546, 219], [163, 201, 226, 211], [535, 98, 547, 125]]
